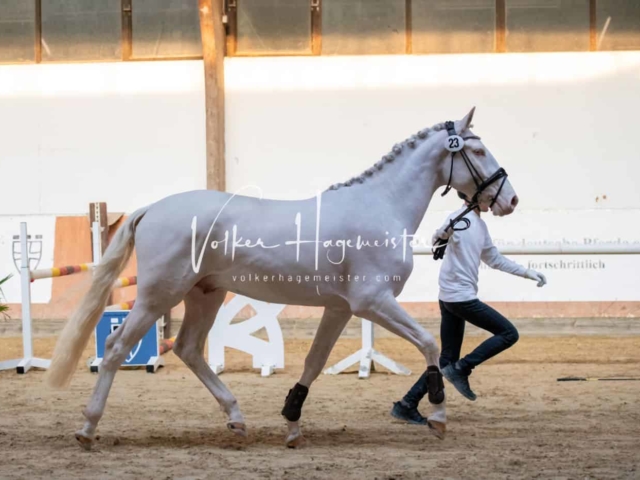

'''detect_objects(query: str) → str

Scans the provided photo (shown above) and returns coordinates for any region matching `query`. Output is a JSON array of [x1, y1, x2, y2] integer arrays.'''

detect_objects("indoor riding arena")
[[1, 2, 639, 479]]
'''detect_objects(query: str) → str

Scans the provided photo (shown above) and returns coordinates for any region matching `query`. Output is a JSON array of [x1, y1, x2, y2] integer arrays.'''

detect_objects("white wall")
[[0, 61, 206, 215], [222, 52, 640, 302], [2, 53, 639, 215], [2, 52, 640, 301], [224, 52, 640, 210]]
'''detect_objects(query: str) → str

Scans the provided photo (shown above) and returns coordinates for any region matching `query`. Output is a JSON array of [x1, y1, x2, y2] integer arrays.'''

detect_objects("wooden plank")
[[589, 0, 597, 51], [48, 217, 93, 318], [128, 55, 203, 62], [405, 0, 412, 54], [225, 0, 237, 56], [496, 0, 506, 53], [311, 0, 322, 55], [35, 0, 42, 63], [122, 0, 133, 60], [199, 0, 226, 191]]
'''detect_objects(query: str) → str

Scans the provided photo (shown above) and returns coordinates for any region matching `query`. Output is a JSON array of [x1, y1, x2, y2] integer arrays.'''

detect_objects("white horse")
[[46, 107, 519, 449]]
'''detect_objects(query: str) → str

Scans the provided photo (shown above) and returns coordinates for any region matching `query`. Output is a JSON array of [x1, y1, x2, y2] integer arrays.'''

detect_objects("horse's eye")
[[472, 149, 485, 157]]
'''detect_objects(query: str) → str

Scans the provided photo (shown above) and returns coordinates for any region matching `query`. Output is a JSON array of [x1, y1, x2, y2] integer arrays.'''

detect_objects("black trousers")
[[402, 298, 518, 408], [439, 298, 519, 374]]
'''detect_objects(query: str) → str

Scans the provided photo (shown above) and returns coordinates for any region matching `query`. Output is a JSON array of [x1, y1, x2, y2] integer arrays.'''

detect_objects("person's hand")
[[525, 269, 547, 287], [432, 226, 453, 245]]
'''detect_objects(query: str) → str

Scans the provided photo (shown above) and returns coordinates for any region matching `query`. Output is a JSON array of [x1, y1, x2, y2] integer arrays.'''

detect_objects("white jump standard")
[[0, 222, 101, 374], [324, 319, 410, 378], [0, 223, 52, 373], [207, 295, 285, 377]]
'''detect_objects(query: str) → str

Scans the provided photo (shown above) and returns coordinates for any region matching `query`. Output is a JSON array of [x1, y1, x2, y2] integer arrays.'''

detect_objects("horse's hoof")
[[427, 420, 446, 440], [285, 433, 306, 449], [75, 431, 94, 451], [227, 422, 248, 438]]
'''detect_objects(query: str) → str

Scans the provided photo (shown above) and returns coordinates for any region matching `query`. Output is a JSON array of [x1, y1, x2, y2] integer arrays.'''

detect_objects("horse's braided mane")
[[326, 122, 446, 191]]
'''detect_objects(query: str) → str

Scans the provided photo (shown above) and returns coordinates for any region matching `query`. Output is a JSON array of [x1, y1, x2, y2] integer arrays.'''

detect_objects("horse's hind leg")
[[76, 300, 176, 450], [352, 292, 447, 439], [172, 285, 246, 437], [282, 306, 352, 448]]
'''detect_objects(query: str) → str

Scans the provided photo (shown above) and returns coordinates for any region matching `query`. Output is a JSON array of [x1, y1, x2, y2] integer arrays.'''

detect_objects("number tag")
[[445, 135, 464, 152]]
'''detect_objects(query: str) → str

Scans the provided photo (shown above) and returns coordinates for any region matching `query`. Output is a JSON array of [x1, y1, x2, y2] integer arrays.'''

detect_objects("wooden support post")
[[589, 0, 597, 51], [496, 0, 506, 53], [122, 0, 133, 60], [405, 0, 412, 54], [225, 0, 237, 56], [311, 0, 322, 55], [35, 0, 42, 63], [198, 0, 226, 191]]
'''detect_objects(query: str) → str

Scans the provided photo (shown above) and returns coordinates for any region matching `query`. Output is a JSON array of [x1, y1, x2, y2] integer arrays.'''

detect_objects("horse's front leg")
[[281, 306, 351, 448], [353, 292, 447, 439]]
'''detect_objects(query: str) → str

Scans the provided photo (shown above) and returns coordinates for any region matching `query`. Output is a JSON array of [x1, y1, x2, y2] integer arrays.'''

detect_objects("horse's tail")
[[45, 206, 149, 389]]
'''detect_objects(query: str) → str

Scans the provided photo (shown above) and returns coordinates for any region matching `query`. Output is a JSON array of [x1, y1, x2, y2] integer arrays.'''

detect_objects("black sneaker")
[[390, 401, 427, 425], [442, 364, 477, 401]]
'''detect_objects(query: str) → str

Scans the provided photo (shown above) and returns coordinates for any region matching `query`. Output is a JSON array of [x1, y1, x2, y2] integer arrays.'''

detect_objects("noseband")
[[433, 121, 509, 261]]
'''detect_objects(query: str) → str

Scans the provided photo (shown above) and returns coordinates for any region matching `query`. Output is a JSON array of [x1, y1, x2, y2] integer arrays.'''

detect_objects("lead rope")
[[432, 203, 477, 260]]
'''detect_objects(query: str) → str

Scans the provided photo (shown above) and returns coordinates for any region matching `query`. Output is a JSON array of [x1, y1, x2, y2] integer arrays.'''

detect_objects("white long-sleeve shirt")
[[438, 206, 528, 303]]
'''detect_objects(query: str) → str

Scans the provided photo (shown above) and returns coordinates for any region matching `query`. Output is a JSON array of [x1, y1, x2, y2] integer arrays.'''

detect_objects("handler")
[[392, 191, 547, 424]]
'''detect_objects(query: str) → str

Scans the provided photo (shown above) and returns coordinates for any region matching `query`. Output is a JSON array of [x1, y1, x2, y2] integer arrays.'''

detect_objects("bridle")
[[432, 120, 509, 260], [441, 121, 508, 208]]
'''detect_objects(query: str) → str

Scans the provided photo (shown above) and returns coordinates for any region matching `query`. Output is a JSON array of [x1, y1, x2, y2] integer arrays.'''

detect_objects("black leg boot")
[[281, 383, 309, 422]]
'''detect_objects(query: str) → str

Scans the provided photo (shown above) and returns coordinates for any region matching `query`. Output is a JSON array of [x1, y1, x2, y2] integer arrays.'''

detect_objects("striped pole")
[[30, 255, 137, 288], [105, 299, 136, 311], [113, 276, 137, 289], [30, 263, 93, 281], [30, 268, 138, 290], [159, 336, 176, 355]]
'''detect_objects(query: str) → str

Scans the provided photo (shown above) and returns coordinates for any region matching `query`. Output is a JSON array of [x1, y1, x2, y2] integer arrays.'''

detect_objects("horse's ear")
[[457, 107, 476, 133]]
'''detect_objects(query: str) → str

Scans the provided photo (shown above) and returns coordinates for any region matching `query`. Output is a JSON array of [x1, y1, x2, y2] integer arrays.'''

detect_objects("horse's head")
[[441, 107, 518, 217]]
